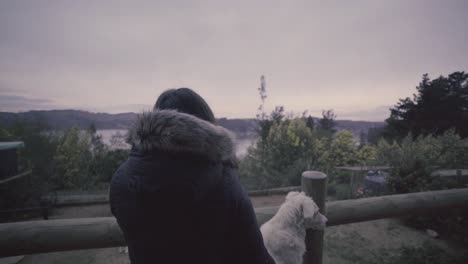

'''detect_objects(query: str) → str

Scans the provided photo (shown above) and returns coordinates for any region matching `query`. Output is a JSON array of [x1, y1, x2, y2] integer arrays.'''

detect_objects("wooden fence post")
[[301, 171, 327, 264]]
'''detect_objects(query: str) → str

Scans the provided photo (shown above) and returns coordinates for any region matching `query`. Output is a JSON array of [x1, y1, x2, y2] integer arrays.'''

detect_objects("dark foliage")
[[0, 119, 130, 212], [385, 71, 468, 140], [367, 126, 385, 144], [318, 109, 337, 135], [0, 120, 58, 210], [305, 115, 315, 131], [0, 110, 137, 130]]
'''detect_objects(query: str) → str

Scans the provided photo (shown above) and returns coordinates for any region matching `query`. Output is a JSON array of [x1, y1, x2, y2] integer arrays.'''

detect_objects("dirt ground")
[[324, 219, 466, 264], [15, 194, 466, 264]]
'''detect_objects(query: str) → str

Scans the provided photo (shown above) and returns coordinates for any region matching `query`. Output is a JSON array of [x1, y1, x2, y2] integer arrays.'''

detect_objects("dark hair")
[[154, 88, 216, 124]]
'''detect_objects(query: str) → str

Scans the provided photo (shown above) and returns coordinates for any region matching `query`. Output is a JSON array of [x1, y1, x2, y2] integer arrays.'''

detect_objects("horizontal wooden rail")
[[326, 187, 468, 226], [256, 188, 468, 226], [248, 186, 301, 196], [0, 170, 32, 185], [0, 206, 49, 220], [46, 186, 300, 207], [1, 188, 467, 257], [0, 218, 124, 257], [52, 194, 110, 207]]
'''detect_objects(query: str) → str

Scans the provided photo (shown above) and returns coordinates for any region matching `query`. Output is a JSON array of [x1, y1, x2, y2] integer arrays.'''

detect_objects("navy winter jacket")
[[110, 110, 275, 264]]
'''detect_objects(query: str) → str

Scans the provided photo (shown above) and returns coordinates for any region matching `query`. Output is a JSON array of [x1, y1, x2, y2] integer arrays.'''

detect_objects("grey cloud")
[[0, 1, 467, 120], [90, 104, 153, 114], [339, 106, 392, 122], [0, 94, 56, 112]]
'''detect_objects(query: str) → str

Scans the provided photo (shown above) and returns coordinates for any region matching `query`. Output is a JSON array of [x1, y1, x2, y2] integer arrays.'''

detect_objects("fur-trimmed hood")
[[127, 110, 236, 161], [111, 111, 276, 264]]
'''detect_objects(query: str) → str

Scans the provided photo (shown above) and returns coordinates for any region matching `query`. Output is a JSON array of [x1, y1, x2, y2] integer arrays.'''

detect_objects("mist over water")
[[96, 129, 127, 146], [96, 129, 255, 157]]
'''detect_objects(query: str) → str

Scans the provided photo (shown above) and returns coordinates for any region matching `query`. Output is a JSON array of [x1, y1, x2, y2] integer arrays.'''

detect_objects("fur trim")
[[127, 110, 236, 161]]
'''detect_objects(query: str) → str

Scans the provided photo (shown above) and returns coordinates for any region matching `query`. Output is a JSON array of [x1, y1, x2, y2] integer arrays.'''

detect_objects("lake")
[[97, 129, 255, 157]]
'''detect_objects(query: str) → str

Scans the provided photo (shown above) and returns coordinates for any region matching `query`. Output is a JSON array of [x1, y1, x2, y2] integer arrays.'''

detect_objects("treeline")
[[239, 113, 468, 193], [239, 107, 368, 190], [240, 72, 468, 193], [240, 72, 468, 244], [0, 110, 136, 130], [370, 71, 468, 142]]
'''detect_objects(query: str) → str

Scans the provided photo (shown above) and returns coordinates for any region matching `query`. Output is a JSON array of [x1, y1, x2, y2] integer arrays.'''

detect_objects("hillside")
[[0, 110, 136, 130], [0, 110, 384, 137]]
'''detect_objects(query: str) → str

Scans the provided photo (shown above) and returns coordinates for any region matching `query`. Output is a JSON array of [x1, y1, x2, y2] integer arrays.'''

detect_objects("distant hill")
[[0, 110, 136, 130], [0, 110, 259, 137], [0, 110, 384, 138]]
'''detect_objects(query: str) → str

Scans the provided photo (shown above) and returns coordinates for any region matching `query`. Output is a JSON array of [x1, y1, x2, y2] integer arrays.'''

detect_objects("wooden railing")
[[0, 206, 50, 220], [0, 170, 32, 185], [1, 172, 468, 264], [43, 186, 302, 207]]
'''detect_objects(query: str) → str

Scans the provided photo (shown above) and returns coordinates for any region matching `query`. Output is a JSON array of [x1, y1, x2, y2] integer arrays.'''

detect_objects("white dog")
[[260, 192, 327, 264]]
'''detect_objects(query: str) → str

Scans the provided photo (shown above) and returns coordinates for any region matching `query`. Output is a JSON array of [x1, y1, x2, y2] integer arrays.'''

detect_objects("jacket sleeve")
[[227, 171, 276, 264]]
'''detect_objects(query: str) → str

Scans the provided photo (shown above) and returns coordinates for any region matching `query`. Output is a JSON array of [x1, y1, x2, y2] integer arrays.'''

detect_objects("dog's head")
[[285, 191, 327, 229]]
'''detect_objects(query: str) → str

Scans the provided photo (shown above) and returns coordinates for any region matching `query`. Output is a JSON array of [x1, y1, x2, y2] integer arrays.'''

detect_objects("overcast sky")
[[0, 0, 467, 120]]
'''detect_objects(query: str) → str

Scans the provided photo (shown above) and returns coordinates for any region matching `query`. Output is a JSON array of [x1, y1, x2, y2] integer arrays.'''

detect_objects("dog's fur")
[[126, 110, 235, 161], [260, 192, 327, 264]]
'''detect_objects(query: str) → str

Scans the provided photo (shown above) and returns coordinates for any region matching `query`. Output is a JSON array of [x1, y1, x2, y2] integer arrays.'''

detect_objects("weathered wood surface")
[[325, 187, 468, 226], [0, 218, 124, 257], [0, 206, 49, 220], [1, 188, 468, 257], [0, 170, 32, 185], [47, 186, 301, 207], [431, 169, 468, 177], [52, 194, 110, 206], [301, 171, 327, 264], [248, 186, 301, 196], [336, 166, 392, 172], [257, 188, 468, 227], [37, 168, 468, 206]]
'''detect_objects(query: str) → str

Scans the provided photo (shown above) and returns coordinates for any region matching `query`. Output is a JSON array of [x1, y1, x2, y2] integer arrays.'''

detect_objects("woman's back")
[[110, 109, 274, 264]]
